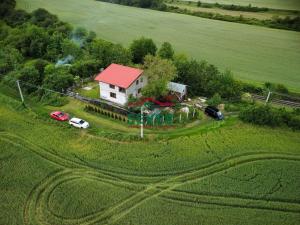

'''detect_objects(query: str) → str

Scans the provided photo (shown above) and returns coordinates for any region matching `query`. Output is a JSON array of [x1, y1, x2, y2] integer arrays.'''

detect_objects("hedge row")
[[239, 105, 300, 130], [84, 105, 128, 122], [166, 6, 300, 32]]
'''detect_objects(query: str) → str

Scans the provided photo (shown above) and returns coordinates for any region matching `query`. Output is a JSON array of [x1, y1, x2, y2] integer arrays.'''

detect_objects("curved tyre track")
[[1, 132, 300, 225], [104, 154, 300, 224], [23, 169, 146, 225], [2, 131, 299, 178], [160, 190, 300, 214], [0, 132, 164, 182]]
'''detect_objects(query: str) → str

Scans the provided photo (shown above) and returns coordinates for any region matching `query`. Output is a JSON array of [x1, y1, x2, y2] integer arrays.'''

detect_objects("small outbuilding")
[[167, 82, 187, 101]]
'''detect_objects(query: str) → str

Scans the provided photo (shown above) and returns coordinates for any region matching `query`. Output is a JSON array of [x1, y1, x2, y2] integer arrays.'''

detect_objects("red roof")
[[95, 64, 143, 89]]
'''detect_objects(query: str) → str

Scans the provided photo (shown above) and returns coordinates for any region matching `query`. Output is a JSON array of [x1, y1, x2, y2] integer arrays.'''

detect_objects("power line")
[[10, 78, 300, 109], [19, 81, 70, 96]]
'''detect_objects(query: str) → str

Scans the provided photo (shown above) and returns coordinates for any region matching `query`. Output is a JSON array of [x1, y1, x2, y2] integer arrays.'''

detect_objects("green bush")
[[294, 108, 300, 115], [40, 93, 69, 106], [239, 105, 282, 127], [241, 82, 263, 94], [288, 116, 300, 130], [225, 103, 241, 112], [194, 110, 203, 120], [207, 93, 222, 107], [166, 5, 300, 31], [239, 105, 299, 130]]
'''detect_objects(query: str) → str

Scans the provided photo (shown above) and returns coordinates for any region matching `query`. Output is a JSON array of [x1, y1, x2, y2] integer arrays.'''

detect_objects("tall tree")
[[207, 70, 242, 99], [46, 33, 65, 61], [4, 9, 31, 27], [0, 0, 16, 18], [88, 39, 131, 67], [61, 39, 82, 59], [73, 27, 88, 39], [86, 31, 97, 43], [0, 21, 11, 40], [158, 42, 174, 59], [43, 65, 74, 92], [17, 65, 41, 93], [30, 8, 58, 28], [0, 47, 23, 76], [130, 37, 157, 64], [25, 59, 50, 82], [6, 24, 50, 58], [142, 55, 177, 98], [71, 58, 102, 78]]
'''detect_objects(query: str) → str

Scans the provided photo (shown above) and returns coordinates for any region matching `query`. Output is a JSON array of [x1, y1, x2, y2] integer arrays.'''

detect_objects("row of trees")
[[194, 1, 269, 12], [128, 36, 242, 99], [173, 56, 242, 98], [167, 6, 300, 32], [128, 37, 242, 99], [129, 37, 175, 64], [239, 105, 300, 130]]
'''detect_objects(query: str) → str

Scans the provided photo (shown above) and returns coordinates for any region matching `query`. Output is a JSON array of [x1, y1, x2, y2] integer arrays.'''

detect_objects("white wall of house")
[[99, 74, 147, 105], [99, 82, 127, 105], [126, 75, 147, 99]]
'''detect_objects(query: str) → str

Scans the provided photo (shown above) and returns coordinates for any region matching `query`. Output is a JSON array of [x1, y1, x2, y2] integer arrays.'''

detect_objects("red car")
[[50, 111, 69, 121]]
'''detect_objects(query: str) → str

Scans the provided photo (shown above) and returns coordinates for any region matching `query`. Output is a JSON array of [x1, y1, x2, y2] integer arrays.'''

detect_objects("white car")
[[69, 118, 89, 129]]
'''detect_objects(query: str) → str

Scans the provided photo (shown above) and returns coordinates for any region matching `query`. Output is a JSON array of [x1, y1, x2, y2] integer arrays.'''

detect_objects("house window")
[[110, 92, 116, 98], [138, 88, 141, 94], [141, 77, 143, 83], [109, 84, 115, 89], [119, 87, 125, 93], [136, 79, 139, 85]]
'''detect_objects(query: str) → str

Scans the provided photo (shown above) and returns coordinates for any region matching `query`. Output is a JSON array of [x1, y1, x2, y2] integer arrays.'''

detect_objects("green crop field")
[[167, 0, 300, 20], [17, 0, 300, 91], [182, 0, 300, 11], [1, 85, 300, 225]]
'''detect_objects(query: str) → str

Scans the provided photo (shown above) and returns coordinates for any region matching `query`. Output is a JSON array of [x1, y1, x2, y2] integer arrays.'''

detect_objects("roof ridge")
[[94, 63, 144, 89]]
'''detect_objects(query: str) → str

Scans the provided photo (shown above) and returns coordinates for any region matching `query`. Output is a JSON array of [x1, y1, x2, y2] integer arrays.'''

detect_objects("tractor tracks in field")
[[103, 153, 300, 225], [1, 131, 300, 225], [160, 190, 300, 214], [23, 169, 146, 225], [0, 132, 165, 182]]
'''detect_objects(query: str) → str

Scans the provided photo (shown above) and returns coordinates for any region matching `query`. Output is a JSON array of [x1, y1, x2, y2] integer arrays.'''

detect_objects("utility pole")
[[16, 80, 24, 103], [265, 91, 271, 105], [140, 105, 144, 139]]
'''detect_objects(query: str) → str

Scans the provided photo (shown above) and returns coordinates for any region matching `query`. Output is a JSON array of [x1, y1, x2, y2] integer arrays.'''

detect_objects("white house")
[[95, 63, 147, 106]]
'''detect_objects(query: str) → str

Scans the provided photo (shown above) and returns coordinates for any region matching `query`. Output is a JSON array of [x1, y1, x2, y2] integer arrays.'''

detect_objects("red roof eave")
[[94, 63, 143, 89]]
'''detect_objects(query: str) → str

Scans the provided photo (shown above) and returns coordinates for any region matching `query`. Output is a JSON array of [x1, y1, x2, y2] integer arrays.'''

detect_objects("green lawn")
[[1, 86, 300, 224], [182, 0, 300, 11], [17, 0, 300, 91], [75, 82, 100, 99]]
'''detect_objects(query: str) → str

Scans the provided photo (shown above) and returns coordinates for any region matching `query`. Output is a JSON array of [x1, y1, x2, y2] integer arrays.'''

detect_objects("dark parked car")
[[205, 106, 224, 120]]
